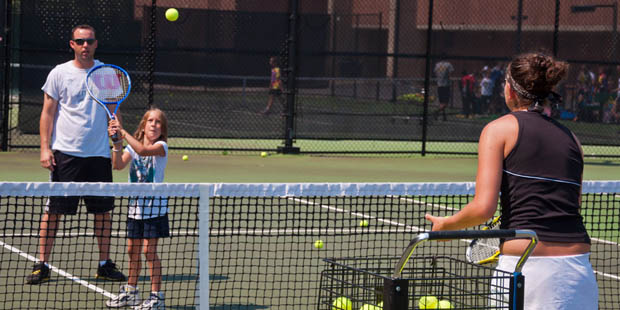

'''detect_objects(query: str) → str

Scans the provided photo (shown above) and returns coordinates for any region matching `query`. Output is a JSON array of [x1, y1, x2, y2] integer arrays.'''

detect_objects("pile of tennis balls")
[[332, 297, 383, 310], [332, 296, 454, 310], [419, 295, 453, 309]]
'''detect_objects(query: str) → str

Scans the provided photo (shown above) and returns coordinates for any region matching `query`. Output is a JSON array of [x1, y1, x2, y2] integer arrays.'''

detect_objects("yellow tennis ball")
[[438, 300, 453, 309], [332, 296, 352, 310], [360, 303, 381, 310], [418, 296, 439, 309], [182, 155, 189, 161], [314, 239, 324, 249], [165, 8, 179, 21], [359, 219, 369, 227], [260, 151, 268, 157]]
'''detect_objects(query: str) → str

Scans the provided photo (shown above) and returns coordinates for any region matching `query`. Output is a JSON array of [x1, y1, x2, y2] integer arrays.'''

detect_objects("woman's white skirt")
[[491, 253, 598, 310]]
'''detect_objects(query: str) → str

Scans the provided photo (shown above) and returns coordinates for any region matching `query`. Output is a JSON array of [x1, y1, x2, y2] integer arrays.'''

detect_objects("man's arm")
[[40, 93, 58, 171]]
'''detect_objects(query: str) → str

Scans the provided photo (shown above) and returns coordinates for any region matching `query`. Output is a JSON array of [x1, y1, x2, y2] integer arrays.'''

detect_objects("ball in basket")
[[418, 295, 438, 309], [438, 300, 453, 309], [332, 296, 352, 310]]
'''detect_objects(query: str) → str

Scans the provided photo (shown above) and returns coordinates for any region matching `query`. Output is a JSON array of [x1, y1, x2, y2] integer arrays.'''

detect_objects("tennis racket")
[[85, 64, 131, 140], [466, 215, 501, 265]]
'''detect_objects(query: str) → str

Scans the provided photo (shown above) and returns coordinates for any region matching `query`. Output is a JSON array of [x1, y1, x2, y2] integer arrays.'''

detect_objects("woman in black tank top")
[[425, 53, 598, 310]]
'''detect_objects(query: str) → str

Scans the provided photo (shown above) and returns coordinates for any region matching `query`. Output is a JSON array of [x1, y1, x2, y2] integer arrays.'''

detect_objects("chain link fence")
[[2, 0, 620, 156]]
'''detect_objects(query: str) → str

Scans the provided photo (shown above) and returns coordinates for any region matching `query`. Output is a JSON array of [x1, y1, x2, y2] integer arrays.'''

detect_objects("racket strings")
[[468, 238, 499, 262], [87, 68, 130, 102]]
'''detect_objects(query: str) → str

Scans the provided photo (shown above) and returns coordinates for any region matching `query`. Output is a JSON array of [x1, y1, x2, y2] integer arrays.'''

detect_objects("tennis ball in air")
[[332, 296, 352, 310], [165, 8, 179, 21], [359, 219, 369, 227], [260, 152, 268, 157], [418, 296, 439, 309], [438, 300, 453, 309], [182, 155, 188, 161], [314, 239, 324, 249]]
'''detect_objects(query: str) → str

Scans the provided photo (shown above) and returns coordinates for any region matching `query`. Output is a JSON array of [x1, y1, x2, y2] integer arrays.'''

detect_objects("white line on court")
[[0, 239, 117, 299], [0, 229, 197, 238], [401, 197, 620, 248], [0, 228, 198, 302], [290, 195, 620, 282], [595, 270, 620, 280]]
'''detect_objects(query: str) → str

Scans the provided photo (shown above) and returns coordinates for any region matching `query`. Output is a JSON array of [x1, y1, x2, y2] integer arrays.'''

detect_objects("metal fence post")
[[553, 0, 560, 57], [147, 0, 157, 108], [278, 0, 300, 154], [421, 0, 434, 157], [1, 0, 12, 151], [515, 0, 523, 54]]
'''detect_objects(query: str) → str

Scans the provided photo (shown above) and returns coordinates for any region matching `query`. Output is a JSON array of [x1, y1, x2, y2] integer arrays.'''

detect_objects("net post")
[[197, 184, 213, 310], [382, 278, 408, 310]]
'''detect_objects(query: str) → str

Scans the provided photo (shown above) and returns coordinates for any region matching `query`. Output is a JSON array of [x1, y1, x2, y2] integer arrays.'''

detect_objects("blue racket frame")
[[85, 63, 132, 119]]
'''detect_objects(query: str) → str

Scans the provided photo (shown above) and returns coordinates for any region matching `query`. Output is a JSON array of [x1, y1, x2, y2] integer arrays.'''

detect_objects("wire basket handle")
[[392, 229, 538, 278]]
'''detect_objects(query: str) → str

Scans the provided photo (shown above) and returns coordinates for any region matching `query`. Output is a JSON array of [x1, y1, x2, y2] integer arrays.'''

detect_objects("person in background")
[[433, 58, 454, 121], [261, 56, 284, 115], [460, 69, 476, 118], [479, 71, 493, 115]]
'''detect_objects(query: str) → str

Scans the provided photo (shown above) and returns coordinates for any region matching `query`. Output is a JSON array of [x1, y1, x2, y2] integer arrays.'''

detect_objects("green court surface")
[[1, 151, 620, 183], [1, 153, 619, 309]]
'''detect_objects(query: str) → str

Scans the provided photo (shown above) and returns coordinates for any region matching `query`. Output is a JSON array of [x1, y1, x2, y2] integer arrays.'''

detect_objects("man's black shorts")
[[437, 86, 450, 104], [47, 151, 114, 215]]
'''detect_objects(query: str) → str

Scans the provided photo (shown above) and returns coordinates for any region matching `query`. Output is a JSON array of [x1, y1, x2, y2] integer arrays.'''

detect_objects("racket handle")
[[425, 229, 518, 240], [111, 132, 120, 141]]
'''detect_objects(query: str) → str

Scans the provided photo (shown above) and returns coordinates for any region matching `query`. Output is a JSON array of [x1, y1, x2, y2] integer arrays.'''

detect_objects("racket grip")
[[111, 132, 120, 142]]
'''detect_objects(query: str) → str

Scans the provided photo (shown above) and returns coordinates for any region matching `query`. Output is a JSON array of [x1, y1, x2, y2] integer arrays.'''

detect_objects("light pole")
[[571, 3, 618, 60]]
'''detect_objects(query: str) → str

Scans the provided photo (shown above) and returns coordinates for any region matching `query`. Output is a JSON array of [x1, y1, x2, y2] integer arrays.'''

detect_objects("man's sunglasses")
[[72, 38, 96, 45]]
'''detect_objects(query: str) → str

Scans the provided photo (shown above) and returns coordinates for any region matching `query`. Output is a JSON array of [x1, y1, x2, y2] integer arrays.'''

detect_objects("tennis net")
[[0, 181, 618, 309]]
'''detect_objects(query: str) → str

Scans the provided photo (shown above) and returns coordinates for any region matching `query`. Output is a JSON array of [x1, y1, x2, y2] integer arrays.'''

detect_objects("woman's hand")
[[425, 214, 449, 231]]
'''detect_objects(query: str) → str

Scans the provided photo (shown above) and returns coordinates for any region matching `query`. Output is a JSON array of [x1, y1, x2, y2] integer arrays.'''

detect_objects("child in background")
[[261, 56, 284, 114], [106, 108, 169, 310]]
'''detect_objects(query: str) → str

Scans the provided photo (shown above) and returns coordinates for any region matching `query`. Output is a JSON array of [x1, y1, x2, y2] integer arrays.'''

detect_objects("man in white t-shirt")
[[28, 24, 126, 285], [433, 59, 454, 121]]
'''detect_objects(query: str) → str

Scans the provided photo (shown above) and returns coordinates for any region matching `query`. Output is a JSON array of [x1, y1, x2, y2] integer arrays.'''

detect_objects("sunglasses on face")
[[72, 38, 96, 45]]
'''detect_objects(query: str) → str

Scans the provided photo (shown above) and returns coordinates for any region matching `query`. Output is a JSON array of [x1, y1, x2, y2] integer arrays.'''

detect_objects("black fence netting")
[[2, 0, 620, 156]]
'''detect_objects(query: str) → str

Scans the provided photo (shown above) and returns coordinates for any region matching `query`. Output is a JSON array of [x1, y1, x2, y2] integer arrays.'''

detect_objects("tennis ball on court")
[[418, 296, 439, 309], [359, 219, 369, 227], [438, 300, 453, 309], [260, 151, 268, 157], [314, 239, 324, 249], [182, 155, 188, 161], [165, 8, 179, 21], [222, 150, 228, 155], [332, 296, 352, 310]]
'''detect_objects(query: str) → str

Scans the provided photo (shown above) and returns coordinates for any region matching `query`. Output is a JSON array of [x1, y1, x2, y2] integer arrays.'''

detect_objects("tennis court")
[[1, 181, 618, 309]]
